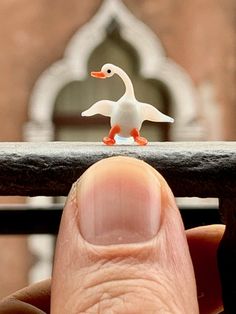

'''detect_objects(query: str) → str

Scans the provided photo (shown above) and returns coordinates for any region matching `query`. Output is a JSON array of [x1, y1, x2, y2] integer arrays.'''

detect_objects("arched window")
[[25, 0, 203, 143]]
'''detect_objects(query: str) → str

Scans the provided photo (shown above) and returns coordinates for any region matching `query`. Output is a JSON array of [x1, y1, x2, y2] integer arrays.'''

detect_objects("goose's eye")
[[107, 69, 111, 74]]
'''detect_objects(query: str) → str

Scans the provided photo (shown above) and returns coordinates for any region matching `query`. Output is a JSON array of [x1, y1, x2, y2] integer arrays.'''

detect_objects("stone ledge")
[[0, 141, 235, 197]]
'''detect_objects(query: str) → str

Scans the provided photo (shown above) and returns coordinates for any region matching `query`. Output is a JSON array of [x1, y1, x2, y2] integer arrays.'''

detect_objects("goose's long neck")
[[115, 67, 135, 99]]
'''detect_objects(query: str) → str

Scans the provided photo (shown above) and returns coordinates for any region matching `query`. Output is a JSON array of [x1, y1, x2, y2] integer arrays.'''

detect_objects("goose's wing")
[[141, 102, 174, 123], [81, 100, 115, 117]]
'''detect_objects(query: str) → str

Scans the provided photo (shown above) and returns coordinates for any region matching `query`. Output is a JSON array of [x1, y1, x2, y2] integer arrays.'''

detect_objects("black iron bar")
[[0, 207, 221, 234]]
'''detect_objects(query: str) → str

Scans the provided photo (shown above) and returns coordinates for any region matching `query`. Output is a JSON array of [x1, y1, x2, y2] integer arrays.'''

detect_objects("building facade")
[[0, 0, 235, 298]]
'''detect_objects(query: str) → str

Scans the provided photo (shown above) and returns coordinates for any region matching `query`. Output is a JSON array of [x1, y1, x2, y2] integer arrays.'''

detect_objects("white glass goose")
[[81, 63, 174, 145]]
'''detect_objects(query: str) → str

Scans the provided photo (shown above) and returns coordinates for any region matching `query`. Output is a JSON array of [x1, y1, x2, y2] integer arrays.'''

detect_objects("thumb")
[[51, 157, 199, 313]]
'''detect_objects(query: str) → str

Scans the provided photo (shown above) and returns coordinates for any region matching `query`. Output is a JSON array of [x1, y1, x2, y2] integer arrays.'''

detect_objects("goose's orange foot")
[[134, 136, 148, 146], [103, 137, 116, 146], [103, 125, 120, 146], [130, 128, 148, 146]]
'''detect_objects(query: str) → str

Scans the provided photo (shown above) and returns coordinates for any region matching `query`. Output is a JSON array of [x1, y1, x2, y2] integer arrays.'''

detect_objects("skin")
[[0, 157, 224, 313]]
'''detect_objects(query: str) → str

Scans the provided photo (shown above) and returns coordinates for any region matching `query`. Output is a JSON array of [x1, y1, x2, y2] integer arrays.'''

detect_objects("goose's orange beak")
[[91, 71, 106, 79]]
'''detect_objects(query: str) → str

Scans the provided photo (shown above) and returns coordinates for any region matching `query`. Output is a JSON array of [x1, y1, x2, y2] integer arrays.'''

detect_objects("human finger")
[[51, 156, 199, 313]]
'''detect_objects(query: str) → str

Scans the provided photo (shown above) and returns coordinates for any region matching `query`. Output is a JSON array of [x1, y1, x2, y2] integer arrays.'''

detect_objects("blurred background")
[[0, 0, 235, 298]]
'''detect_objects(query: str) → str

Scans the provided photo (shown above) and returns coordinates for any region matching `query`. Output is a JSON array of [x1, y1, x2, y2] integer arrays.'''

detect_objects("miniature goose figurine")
[[82, 63, 174, 145]]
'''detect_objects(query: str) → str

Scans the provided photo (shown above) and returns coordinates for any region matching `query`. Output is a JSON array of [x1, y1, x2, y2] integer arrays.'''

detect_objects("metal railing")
[[0, 205, 221, 234], [0, 141, 235, 312]]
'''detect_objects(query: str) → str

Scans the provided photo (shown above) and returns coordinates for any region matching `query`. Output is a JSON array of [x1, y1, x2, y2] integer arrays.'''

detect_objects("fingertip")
[[187, 225, 225, 314], [52, 157, 198, 313], [0, 279, 50, 314]]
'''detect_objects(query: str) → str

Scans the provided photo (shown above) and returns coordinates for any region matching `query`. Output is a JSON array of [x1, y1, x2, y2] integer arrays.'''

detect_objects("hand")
[[0, 157, 224, 313]]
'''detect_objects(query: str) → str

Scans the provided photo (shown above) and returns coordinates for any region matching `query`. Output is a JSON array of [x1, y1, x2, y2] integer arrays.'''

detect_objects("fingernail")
[[78, 159, 161, 245]]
